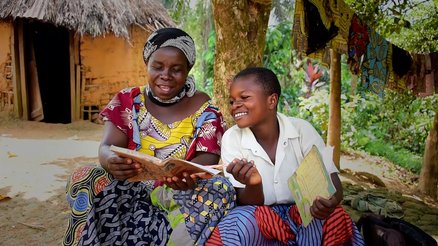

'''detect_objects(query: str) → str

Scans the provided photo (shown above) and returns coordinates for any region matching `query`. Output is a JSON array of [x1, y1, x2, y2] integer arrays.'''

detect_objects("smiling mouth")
[[157, 85, 172, 93], [234, 112, 248, 119]]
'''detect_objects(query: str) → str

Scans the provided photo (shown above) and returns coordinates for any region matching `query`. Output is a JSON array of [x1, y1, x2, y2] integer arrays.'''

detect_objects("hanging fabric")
[[347, 14, 369, 75], [292, 0, 338, 56], [360, 27, 390, 97]]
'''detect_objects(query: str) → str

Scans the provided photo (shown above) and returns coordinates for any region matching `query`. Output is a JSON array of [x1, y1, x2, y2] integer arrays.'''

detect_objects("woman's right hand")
[[103, 152, 143, 180], [99, 121, 142, 180]]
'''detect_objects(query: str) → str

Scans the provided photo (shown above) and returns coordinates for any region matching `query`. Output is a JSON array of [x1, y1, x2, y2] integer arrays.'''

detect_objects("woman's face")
[[147, 46, 189, 100]]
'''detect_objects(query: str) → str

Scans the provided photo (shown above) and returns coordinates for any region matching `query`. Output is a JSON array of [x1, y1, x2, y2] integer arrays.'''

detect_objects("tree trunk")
[[327, 49, 341, 169], [419, 107, 438, 199], [211, 0, 271, 125]]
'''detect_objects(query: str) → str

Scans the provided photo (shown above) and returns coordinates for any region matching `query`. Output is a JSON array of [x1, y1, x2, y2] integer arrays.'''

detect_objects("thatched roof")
[[0, 0, 174, 38]]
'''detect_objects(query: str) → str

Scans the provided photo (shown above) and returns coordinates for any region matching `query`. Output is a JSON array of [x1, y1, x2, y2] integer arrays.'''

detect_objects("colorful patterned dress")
[[63, 86, 236, 246]]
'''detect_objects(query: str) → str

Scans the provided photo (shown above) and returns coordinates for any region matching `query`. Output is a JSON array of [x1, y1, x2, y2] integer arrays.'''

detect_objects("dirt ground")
[[0, 116, 437, 245]]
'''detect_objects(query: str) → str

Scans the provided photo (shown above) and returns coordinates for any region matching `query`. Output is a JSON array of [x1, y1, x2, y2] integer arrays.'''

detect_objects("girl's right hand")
[[226, 158, 262, 186], [104, 153, 142, 180]]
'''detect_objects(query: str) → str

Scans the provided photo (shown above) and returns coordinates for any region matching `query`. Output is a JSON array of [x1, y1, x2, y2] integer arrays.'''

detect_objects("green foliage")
[[201, 31, 216, 97], [375, 90, 438, 154], [365, 140, 423, 173], [263, 21, 303, 115], [296, 90, 330, 140], [161, 0, 214, 95], [271, 0, 295, 23], [344, 0, 438, 53], [294, 87, 437, 172]]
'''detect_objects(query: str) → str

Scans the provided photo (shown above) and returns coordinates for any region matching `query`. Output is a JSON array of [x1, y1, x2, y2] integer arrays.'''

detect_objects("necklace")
[[145, 86, 185, 107]]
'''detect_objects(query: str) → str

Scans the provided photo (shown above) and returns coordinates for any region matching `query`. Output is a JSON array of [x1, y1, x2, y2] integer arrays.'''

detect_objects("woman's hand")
[[162, 172, 198, 191], [104, 152, 142, 180], [226, 158, 262, 186], [310, 195, 338, 220]]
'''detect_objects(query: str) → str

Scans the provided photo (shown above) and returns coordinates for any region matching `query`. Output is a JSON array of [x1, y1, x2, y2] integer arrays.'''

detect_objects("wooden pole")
[[17, 20, 28, 120], [327, 49, 341, 169]]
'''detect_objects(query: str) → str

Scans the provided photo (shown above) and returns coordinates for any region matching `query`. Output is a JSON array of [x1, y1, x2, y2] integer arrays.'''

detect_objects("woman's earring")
[[185, 76, 196, 97]]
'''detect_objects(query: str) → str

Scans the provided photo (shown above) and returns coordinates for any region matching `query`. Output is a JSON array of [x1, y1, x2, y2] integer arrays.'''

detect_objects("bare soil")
[[0, 115, 437, 245]]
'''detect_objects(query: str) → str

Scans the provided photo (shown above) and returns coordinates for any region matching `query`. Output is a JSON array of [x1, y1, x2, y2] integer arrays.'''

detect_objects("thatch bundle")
[[0, 0, 174, 37]]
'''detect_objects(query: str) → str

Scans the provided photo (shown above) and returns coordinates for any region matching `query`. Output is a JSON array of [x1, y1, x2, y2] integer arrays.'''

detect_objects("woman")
[[63, 28, 236, 246]]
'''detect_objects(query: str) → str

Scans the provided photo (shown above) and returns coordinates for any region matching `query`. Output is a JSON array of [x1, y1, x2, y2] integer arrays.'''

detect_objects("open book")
[[287, 145, 336, 227], [110, 145, 222, 182]]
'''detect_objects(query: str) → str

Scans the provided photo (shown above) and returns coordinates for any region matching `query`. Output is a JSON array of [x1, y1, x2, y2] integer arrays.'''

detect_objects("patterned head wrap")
[[143, 27, 196, 68]]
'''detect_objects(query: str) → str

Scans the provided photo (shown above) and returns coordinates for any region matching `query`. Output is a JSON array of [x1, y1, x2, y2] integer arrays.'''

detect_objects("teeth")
[[159, 85, 171, 92], [234, 112, 247, 118]]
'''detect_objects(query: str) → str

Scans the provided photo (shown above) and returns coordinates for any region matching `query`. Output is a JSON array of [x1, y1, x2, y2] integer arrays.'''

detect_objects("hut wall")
[[80, 26, 149, 113], [0, 21, 13, 111]]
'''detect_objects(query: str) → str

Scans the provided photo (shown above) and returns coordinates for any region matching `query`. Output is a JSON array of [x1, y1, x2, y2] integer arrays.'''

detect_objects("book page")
[[287, 145, 336, 227], [110, 145, 221, 182]]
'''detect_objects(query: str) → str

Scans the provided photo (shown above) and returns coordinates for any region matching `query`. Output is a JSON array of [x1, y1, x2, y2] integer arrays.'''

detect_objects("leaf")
[[7, 151, 17, 158], [0, 194, 11, 202]]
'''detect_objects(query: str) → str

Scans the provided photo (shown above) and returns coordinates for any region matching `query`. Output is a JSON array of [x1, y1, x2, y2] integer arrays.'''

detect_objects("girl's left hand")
[[162, 172, 198, 191], [310, 196, 338, 220]]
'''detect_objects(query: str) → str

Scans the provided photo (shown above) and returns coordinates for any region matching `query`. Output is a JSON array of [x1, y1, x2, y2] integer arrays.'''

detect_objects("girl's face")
[[146, 47, 189, 100], [229, 75, 277, 128]]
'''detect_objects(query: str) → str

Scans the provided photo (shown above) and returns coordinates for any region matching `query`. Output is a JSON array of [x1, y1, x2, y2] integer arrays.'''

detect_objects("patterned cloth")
[[73, 174, 235, 245], [63, 86, 233, 245], [360, 27, 390, 97], [347, 15, 369, 75], [101, 86, 225, 158], [206, 205, 364, 246], [292, 0, 338, 56]]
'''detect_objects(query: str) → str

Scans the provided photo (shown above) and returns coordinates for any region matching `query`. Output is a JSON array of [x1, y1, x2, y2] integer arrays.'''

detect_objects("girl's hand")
[[162, 172, 198, 191], [310, 195, 338, 220], [105, 153, 142, 180], [226, 158, 262, 186]]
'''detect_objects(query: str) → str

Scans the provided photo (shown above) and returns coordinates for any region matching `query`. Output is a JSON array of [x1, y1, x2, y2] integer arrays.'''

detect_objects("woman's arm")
[[190, 152, 220, 166], [99, 121, 142, 180]]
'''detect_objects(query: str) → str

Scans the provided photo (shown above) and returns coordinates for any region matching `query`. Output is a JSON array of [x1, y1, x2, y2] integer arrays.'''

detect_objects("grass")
[[364, 140, 423, 173]]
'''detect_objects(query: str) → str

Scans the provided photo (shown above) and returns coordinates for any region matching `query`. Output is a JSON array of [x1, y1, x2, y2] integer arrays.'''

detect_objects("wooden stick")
[[17, 222, 46, 230]]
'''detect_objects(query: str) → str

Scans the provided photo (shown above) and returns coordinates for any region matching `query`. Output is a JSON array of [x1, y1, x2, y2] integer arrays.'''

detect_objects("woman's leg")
[[63, 166, 112, 246], [78, 179, 169, 245], [154, 176, 237, 245]]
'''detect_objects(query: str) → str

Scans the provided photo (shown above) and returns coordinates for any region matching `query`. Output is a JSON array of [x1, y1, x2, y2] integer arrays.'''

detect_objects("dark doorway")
[[24, 20, 71, 123]]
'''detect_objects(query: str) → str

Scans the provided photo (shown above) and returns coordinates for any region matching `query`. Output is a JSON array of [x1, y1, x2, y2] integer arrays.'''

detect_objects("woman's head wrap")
[[143, 28, 196, 68]]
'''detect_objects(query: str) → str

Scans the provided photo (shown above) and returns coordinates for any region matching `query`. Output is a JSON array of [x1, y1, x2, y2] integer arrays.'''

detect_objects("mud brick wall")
[[0, 21, 13, 111], [80, 26, 150, 112]]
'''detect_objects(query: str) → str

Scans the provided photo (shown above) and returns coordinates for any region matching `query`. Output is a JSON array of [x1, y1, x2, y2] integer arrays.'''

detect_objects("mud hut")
[[0, 0, 174, 123]]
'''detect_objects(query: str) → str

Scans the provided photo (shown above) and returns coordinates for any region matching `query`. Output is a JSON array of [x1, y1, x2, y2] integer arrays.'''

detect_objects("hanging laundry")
[[347, 14, 369, 75], [308, 0, 333, 30], [407, 53, 438, 96], [292, 0, 338, 56], [360, 27, 390, 97], [292, 0, 308, 55], [330, 0, 354, 41], [386, 45, 412, 91], [431, 53, 438, 94]]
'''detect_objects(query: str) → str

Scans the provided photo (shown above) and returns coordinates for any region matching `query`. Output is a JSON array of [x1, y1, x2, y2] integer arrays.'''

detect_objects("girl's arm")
[[310, 173, 343, 219], [226, 158, 264, 205]]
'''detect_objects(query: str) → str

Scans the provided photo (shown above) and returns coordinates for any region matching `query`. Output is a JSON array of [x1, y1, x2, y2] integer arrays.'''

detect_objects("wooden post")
[[69, 32, 76, 122], [17, 20, 28, 120], [327, 49, 341, 169]]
